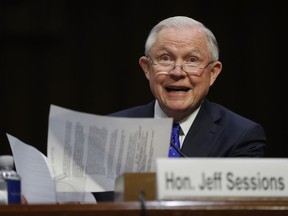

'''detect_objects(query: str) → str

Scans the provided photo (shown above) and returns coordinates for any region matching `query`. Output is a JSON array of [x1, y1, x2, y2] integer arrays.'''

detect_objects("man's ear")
[[209, 61, 222, 86], [139, 56, 151, 80]]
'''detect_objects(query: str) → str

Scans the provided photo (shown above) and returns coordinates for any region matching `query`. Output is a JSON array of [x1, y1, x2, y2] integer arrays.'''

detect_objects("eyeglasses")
[[148, 57, 214, 76]]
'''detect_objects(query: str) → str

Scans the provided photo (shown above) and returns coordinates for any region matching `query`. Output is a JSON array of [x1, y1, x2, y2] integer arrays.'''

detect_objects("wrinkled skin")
[[139, 27, 222, 122]]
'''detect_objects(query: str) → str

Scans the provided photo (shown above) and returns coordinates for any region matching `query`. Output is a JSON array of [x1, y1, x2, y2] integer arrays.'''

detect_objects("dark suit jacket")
[[109, 98, 266, 157], [94, 99, 266, 201]]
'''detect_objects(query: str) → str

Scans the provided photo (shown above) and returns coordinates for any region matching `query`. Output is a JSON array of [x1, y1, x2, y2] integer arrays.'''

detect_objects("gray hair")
[[144, 16, 219, 61]]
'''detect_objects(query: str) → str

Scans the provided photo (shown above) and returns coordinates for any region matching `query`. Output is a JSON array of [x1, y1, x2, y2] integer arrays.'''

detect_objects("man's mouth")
[[166, 87, 190, 92]]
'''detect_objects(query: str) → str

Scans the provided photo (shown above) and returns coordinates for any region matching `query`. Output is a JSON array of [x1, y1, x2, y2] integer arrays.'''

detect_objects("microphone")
[[170, 142, 187, 158]]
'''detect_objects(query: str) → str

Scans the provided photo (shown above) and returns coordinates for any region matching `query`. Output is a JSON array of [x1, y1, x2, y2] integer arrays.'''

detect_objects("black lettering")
[[226, 172, 234, 190]]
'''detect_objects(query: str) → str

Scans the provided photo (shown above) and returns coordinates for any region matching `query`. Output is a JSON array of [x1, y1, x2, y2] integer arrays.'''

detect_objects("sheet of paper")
[[8, 134, 56, 204], [7, 134, 96, 204], [47, 104, 173, 192]]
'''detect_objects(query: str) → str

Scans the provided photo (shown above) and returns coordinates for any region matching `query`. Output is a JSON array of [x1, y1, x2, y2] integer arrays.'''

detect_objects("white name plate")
[[156, 158, 288, 200]]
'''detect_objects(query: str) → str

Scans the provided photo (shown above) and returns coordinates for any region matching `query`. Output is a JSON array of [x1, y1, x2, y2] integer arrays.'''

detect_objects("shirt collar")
[[154, 100, 201, 136]]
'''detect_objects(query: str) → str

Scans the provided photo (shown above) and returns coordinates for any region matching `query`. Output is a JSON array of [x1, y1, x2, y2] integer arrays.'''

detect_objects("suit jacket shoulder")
[[108, 101, 155, 117], [181, 99, 267, 157]]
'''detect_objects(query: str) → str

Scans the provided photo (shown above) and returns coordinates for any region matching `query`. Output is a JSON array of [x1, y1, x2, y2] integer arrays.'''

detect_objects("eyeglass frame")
[[147, 56, 215, 76]]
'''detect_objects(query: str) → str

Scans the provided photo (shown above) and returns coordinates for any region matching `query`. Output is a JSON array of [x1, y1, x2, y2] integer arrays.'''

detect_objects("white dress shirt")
[[154, 100, 201, 148]]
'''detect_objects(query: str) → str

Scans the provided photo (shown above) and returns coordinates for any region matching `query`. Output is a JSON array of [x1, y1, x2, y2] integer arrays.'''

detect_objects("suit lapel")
[[181, 100, 223, 157]]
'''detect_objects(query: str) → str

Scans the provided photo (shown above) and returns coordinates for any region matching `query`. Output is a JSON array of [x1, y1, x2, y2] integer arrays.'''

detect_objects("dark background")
[[0, 0, 287, 157]]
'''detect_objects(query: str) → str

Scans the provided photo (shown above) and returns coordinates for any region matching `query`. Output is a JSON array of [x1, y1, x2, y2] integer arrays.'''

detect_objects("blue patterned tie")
[[169, 123, 181, 157]]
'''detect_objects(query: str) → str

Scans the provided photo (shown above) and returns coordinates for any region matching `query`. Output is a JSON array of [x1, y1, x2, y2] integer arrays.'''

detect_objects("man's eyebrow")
[[189, 48, 201, 53]]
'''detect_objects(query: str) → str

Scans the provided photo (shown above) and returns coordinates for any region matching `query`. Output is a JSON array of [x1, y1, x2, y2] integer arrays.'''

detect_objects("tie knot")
[[172, 123, 180, 135]]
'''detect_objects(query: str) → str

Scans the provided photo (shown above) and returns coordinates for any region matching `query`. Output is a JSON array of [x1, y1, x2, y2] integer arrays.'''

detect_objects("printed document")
[[47, 104, 172, 192], [8, 134, 96, 204]]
